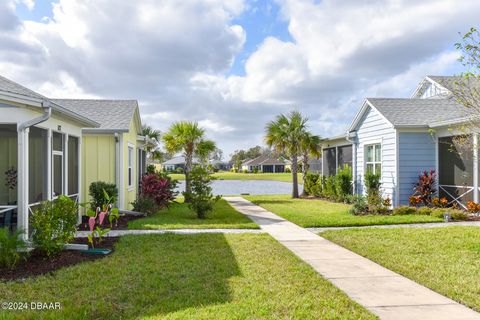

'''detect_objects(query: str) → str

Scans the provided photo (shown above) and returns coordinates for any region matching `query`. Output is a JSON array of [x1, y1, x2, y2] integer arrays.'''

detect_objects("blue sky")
[[3, 0, 480, 155]]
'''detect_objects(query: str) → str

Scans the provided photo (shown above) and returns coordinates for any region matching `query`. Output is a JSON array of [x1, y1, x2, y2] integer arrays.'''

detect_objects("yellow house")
[[51, 99, 153, 211]]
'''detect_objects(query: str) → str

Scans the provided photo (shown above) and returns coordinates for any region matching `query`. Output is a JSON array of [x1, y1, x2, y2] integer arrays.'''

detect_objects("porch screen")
[[0, 124, 17, 206], [338, 145, 353, 169], [68, 136, 79, 195], [438, 135, 474, 203], [323, 147, 336, 176], [29, 127, 48, 204]]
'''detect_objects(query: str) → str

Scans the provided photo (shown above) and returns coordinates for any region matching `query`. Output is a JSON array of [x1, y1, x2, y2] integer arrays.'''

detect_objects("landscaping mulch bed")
[[77, 214, 143, 231], [0, 237, 119, 282]]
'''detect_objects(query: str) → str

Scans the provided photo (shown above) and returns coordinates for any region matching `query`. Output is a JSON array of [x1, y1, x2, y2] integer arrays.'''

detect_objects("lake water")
[[175, 180, 302, 195]]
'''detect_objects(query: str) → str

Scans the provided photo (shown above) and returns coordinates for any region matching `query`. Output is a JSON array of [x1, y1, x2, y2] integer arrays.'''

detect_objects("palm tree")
[[265, 111, 308, 198], [162, 121, 216, 199], [142, 124, 161, 143], [299, 131, 322, 197]]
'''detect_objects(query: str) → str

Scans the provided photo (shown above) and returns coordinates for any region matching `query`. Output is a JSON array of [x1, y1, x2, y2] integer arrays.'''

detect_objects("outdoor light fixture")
[[57, 125, 62, 131]]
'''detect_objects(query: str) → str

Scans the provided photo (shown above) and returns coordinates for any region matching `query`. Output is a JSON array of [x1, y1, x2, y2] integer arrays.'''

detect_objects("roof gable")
[[51, 99, 139, 131]]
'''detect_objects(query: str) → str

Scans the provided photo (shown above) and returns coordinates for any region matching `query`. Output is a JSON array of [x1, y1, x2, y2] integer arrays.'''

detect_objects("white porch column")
[[118, 133, 125, 210], [473, 133, 479, 203], [47, 129, 52, 200], [78, 137, 83, 223], [64, 134, 69, 196], [17, 128, 29, 240]]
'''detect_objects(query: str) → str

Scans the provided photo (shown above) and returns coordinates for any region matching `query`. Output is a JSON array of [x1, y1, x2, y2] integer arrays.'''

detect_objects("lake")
[[174, 179, 302, 195]]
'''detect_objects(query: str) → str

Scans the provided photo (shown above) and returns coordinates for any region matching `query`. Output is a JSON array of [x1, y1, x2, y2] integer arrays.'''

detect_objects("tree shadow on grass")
[[0, 234, 241, 319]]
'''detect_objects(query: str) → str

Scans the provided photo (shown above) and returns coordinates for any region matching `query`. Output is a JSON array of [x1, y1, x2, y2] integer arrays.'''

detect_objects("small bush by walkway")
[[0, 234, 375, 319], [322, 226, 480, 311], [245, 195, 443, 227], [128, 198, 259, 230]]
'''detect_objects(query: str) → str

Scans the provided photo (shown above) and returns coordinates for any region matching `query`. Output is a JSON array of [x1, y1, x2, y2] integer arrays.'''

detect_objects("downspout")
[[346, 131, 357, 195], [17, 100, 52, 240]]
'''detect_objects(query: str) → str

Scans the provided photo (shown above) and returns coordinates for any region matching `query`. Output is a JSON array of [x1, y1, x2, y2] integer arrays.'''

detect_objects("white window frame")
[[365, 143, 382, 175], [127, 144, 134, 189], [52, 131, 64, 198]]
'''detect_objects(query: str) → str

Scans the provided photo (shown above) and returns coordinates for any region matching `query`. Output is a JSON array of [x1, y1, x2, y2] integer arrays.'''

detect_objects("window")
[[0, 124, 17, 206], [52, 132, 64, 197], [127, 146, 133, 188], [323, 147, 336, 176], [365, 144, 381, 175], [29, 127, 48, 203], [68, 136, 79, 195]]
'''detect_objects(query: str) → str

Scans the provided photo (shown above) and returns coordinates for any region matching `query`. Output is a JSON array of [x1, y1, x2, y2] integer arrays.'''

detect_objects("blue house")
[[322, 76, 479, 208]]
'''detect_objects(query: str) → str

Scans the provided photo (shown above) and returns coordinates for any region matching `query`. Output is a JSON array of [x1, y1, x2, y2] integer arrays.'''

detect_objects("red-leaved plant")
[[140, 173, 177, 209], [412, 170, 437, 206]]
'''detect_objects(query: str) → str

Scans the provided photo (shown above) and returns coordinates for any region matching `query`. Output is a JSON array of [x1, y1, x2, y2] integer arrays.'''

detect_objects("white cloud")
[[1, 0, 480, 155]]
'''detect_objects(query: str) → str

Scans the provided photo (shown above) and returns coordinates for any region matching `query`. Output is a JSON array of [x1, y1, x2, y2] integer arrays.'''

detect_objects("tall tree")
[[299, 131, 322, 197], [162, 121, 215, 199], [265, 111, 308, 198], [141, 124, 161, 161]]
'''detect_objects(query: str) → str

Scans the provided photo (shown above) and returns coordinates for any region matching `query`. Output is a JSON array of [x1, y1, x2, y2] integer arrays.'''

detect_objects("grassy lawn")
[[128, 198, 259, 229], [322, 227, 480, 311], [244, 195, 443, 227], [168, 171, 302, 183], [0, 234, 376, 319]]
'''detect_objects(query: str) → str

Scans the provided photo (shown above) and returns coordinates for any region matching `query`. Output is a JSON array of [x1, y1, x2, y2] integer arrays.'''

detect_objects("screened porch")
[[438, 134, 479, 209], [0, 124, 80, 232]]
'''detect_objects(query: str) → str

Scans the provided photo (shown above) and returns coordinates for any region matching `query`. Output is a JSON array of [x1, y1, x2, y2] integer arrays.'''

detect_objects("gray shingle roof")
[[51, 99, 138, 131], [0, 75, 46, 99], [367, 97, 475, 127]]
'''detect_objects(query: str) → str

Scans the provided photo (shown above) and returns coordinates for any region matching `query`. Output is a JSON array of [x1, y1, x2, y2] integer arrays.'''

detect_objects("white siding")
[[398, 132, 436, 205], [354, 107, 397, 203]]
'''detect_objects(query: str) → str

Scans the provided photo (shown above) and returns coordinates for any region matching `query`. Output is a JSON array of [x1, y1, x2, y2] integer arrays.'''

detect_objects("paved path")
[[76, 228, 264, 238], [224, 196, 480, 320], [308, 220, 480, 233]]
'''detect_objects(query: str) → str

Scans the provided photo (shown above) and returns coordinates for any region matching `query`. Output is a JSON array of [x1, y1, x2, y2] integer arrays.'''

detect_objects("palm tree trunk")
[[291, 156, 299, 198], [301, 153, 309, 197], [184, 152, 193, 202]]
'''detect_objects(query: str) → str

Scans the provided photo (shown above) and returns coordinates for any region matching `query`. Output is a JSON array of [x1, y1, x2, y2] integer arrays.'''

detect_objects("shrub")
[[89, 181, 118, 211], [131, 196, 157, 215], [0, 228, 26, 269], [349, 195, 368, 215], [450, 209, 468, 221], [392, 206, 417, 215], [430, 208, 447, 218], [335, 164, 353, 198], [146, 164, 156, 174], [304, 173, 320, 196], [323, 175, 337, 199], [364, 171, 382, 208], [417, 206, 433, 215], [141, 173, 177, 208], [285, 167, 291, 173], [242, 169, 248, 173], [253, 167, 259, 174], [184, 166, 220, 219], [466, 200, 480, 213], [412, 170, 437, 206], [31, 195, 78, 257], [176, 167, 184, 174], [431, 197, 448, 208]]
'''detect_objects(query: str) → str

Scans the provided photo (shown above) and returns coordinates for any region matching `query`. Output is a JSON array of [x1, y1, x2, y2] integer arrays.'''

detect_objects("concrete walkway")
[[308, 220, 480, 233], [76, 228, 264, 238], [224, 196, 480, 320]]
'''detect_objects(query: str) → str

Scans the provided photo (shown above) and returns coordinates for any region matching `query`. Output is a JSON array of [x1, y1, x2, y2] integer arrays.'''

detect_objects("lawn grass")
[[168, 171, 302, 183], [244, 194, 443, 227], [322, 226, 480, 311], [0, 234, 376, 319], [128, 198, 259, 229]]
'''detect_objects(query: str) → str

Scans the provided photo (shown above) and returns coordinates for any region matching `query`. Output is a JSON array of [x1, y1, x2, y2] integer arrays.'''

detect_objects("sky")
[[2, 0, 479, 158]]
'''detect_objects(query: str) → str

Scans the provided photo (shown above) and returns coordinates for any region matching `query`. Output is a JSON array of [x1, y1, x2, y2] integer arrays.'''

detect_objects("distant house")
[[161, 156, 232, 172], [241, 155, 288, 173], [161, 156, 189, 172], [322, 75, 480, 209]]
